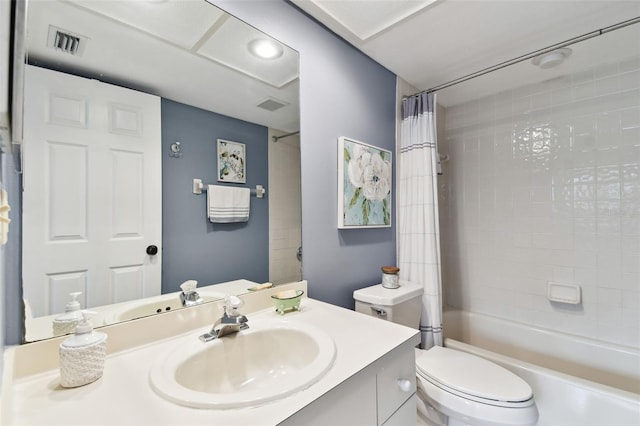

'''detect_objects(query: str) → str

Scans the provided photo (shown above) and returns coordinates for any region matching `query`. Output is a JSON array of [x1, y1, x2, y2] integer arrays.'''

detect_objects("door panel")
[[110, 265, 144, 304], [48, 141, 88, 240], [46, 271, 88, 315], [111, 149, 144, 237]]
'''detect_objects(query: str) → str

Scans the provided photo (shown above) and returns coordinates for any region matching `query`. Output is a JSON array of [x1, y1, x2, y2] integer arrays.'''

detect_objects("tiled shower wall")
[[440, 55, 640, 349], [268, 130, 302, 285]]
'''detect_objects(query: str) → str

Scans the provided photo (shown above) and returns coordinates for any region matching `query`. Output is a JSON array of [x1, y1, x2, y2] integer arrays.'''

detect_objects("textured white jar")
[[381, 266, 400, 289], [382, 273, 399, 289], [59, 313, 107, 388], [52, 292, 83, 336]]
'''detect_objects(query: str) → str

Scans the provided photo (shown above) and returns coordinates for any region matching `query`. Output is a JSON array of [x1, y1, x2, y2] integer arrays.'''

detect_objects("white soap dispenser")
[[59, 311, 107, 388], [52, 292, 83, 336]]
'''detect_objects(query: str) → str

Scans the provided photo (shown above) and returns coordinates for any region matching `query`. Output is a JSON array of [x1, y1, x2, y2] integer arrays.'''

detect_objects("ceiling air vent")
[[256, 97, 289, 112], [47, 26, 88, 57]]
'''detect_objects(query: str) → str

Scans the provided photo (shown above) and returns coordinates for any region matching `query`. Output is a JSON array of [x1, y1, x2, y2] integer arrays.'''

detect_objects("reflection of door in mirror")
[[23, 65, 162, 318]]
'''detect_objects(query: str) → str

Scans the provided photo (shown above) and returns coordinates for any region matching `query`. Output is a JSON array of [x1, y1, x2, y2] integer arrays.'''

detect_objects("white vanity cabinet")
[[279, 340, 417, 426], [3, 287, 422, 426]]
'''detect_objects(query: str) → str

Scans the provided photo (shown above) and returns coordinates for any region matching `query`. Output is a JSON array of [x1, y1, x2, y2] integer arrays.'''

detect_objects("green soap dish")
[[271, 290, 304, 315]]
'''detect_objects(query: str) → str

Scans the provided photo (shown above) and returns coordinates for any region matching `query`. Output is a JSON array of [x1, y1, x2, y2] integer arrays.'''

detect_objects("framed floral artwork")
[[338, 136, 392, 228], [217, 139, 246, 183]]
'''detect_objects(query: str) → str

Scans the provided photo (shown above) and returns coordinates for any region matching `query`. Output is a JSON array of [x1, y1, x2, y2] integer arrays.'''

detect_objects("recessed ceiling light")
[[248, 39, 284, 60]]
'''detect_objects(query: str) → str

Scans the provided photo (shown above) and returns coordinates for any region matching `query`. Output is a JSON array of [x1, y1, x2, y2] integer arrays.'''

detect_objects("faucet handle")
[[180, 280, 202, 306], [224, 295, 244, 317], [180, 280, 198, 293]]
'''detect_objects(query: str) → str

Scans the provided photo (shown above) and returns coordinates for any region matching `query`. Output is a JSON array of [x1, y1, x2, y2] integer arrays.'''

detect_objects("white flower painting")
[[338, 137, 392, 228]]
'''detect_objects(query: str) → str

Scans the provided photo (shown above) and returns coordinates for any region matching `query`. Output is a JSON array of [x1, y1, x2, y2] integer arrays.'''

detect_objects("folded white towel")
[[207, 185, 250, 223]]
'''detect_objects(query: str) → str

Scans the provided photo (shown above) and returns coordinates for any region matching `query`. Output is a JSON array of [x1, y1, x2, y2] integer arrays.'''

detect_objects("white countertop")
[[3, 297, 419, 425]]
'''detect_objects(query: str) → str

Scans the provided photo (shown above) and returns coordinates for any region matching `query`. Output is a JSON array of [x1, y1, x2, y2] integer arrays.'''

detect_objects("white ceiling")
[[25, 0, 300, 132], [292, 0, 640, 107], [26, 0, 639, 116]]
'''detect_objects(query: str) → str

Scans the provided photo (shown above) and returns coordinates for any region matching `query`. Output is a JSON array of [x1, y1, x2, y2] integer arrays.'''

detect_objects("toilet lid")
[[416, 346, 533, 404], [353, 281, 423, 305]]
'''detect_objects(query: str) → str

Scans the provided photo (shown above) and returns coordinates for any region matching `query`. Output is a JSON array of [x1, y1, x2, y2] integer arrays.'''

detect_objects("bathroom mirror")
[[19, 0, 301, 341]]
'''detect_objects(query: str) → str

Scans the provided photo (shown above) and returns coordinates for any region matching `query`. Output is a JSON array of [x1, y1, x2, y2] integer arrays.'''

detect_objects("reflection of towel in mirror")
[[207, 185, 250, 223]]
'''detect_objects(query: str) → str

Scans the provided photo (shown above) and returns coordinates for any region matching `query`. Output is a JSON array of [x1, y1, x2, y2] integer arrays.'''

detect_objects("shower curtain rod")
[[406, 16, 640, 98], [272, 130, 300, 142]]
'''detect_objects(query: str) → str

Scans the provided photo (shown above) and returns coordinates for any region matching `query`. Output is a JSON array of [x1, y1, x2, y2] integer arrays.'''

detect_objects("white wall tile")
[[621, 127, 640, 147], [597, 304, 622, 324], [620, 56, 640, 73], [268, 131, 302, 285], [620, 107, 640, 129], [441, 55, 640, 349], [552, 266, 574, 282], [619, 71, 640, 91], [573, 82, 595, 101], [573, 69, 595, 85], [595, 62, 620, 79], [552, 87, 573, 105], [622, 254, 640, 274]]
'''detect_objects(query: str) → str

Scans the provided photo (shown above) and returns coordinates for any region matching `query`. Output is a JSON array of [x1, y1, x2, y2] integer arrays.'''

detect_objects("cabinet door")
[[279, 370, 377, 425], [382, 395, 417, 426], [377, 344, 416, 423]]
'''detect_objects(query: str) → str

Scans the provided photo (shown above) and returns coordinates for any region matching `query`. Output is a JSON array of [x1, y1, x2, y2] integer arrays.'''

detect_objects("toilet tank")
[[353, 281, 423, 328]]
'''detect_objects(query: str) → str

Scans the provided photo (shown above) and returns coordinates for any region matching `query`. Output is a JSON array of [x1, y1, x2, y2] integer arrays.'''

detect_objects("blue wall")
[[3, 152, 23, 345], [214, 0, 397, 309], [161, 98, 269, 293]]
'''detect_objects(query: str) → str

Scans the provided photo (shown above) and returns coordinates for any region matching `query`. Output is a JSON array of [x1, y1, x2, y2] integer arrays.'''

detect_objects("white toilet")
[[354, 282, 538, 426]]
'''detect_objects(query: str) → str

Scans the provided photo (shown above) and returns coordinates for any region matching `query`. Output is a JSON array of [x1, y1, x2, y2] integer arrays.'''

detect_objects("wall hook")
[[169, 141, 182, 158]]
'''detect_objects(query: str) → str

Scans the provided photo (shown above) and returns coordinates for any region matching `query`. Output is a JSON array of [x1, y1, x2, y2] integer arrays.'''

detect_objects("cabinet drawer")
[[377, 343, 416, 423]]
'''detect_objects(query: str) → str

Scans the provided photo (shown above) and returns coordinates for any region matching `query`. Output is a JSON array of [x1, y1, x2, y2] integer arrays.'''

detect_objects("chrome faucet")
[[180, 280, 203, 307], [199, 295, 248, 342]]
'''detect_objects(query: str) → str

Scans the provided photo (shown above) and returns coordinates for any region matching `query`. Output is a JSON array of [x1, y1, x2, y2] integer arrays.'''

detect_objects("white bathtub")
[[443, 309, 640, 425]]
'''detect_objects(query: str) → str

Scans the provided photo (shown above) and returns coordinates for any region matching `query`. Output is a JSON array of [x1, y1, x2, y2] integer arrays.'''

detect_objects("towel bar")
[[192, 179, 265, 198]]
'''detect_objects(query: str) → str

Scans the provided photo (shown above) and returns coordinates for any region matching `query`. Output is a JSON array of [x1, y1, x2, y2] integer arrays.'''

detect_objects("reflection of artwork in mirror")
[[217, 139, 246, 183], [338, 137, 392, 229]]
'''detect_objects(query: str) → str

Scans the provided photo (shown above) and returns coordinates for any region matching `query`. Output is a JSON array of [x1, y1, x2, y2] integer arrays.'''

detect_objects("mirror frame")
[[11, 0, 26, 148]]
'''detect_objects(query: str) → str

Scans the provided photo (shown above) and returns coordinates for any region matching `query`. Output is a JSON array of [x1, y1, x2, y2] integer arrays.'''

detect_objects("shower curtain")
[[398, 92, 443, 349]]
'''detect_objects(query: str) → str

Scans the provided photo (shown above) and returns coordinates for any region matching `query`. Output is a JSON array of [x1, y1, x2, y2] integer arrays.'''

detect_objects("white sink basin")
[[149, 319, 336, 409]]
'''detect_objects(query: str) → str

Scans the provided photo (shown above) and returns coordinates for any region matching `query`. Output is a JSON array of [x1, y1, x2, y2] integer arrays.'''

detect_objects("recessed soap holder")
[[547, 282, 581, 305]]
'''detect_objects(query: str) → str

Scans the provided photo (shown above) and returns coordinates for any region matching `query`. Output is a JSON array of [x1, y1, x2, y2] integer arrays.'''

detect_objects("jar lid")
[[381, 266, 399, 274]]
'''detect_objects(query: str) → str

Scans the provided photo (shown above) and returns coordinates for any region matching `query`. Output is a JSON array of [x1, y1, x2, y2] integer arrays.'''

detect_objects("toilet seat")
[[415, 346, 534, 408], [415, 347, 538, 426]]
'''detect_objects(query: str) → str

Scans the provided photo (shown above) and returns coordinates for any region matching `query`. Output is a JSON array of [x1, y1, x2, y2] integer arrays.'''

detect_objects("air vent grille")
[[256, 97, 289, 112], [47, 26, 87, 57], [54, 32, 81, 54]]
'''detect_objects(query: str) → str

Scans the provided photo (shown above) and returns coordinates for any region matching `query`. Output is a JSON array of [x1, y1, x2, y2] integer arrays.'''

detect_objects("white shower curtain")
[[398, 92, 443, 349]]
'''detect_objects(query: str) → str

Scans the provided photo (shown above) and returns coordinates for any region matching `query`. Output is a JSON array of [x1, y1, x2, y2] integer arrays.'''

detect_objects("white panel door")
[[23, 65, 162, 317]]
